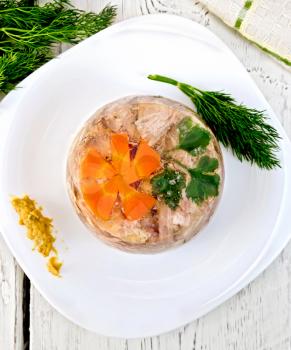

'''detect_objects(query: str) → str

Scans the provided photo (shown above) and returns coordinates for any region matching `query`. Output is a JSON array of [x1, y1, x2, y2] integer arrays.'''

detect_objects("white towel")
[[199, 0, 291, 67]]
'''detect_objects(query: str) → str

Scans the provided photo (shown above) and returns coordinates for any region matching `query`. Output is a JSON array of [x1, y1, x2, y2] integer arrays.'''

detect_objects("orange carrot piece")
[[133, 140, 161, 178], [80, 178, 100, 194], [81, 177, 119, 220], [80, 148, 116, 180], [111, 134, 139, 184], [80, 135, 161, 221], [117, 177, 156, 220], [111, 133, 130, 173]]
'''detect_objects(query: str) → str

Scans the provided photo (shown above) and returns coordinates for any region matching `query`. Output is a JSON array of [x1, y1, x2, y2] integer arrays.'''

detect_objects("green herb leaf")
[[148, 74, 280, 170], [196, 156, 219, 172], [178, 117, 211, 156], [151, 168, 186, 209], [177, 117, 193, 138], [186, 156, 220, 204]]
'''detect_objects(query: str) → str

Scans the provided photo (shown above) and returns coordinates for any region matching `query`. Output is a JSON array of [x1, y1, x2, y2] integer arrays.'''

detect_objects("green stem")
[[0, 27, 38, 33], [0, 27, 76, 42], [164, 155, 190, 174], [148, 74, 179, 86], [148, 74, 202, 95], [0, 7, 32, 13]]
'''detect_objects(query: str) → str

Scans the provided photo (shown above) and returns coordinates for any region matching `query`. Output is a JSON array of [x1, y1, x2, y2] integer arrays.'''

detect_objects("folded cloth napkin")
[[199, 0, 291, 67]]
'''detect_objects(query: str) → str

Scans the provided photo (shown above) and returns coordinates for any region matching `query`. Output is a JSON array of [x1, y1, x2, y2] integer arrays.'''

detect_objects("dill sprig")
[[0, 0, 33, 9], [0, 0, 117, 93], [0, 49, 51, 93], [148, 74, 280, 170]]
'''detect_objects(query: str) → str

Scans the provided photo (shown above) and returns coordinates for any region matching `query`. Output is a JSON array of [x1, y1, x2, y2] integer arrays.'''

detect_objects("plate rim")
[[1, 14, 291, 338]]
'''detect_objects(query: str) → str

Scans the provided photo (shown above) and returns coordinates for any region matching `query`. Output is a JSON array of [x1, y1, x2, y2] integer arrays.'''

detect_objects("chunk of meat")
[[101, 99, 139, 141], [135, 102, 178, 146], [158, 194, 195, 240], [80, 122, 111, 158]]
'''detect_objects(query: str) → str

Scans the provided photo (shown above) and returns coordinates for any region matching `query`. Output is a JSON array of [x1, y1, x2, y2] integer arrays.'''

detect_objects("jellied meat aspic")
[[67, 96, 224, 253]]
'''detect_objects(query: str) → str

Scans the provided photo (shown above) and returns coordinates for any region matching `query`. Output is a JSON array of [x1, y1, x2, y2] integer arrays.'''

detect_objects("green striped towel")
[[199, 0, 291, 67]]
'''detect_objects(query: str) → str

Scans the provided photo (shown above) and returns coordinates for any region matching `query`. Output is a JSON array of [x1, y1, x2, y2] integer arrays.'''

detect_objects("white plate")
[[1, 15, 291, 338]]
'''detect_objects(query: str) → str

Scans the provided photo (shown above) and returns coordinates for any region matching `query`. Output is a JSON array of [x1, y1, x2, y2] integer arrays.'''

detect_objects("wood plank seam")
[[22, 275, 30, 350]]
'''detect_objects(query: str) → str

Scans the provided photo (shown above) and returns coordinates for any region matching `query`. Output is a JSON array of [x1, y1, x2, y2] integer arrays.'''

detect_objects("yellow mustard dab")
[[11, 195, 62, 277], [47, 256, 63, 277]]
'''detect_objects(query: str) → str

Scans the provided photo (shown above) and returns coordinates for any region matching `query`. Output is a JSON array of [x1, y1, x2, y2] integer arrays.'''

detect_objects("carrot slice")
[[80, 148, 116, 180], [111, 134, 139, 184], [117, 177, 156, 220], [111, 133, 130, 172], [133, 140, 161, 178], [80, 135, 161, 221], [81, 177, 119, 220]]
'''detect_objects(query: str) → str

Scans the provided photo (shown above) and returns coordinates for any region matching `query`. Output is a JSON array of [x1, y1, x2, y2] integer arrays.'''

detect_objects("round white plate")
[[1, 15, 291, 338]]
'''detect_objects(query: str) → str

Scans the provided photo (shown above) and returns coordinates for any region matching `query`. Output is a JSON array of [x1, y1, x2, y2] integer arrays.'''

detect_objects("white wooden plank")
[[30, 1, 291, 349], [0, 83, 25, 350], [0, 236, 24, 350]]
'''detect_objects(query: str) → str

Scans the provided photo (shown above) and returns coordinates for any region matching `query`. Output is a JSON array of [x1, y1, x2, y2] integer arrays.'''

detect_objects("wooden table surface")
[[1, 1, 291, 349]]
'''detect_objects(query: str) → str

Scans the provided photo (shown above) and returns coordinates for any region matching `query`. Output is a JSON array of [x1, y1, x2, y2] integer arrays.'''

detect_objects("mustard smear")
[[11, 195, 62, 277], [47, 256, 63, 277]]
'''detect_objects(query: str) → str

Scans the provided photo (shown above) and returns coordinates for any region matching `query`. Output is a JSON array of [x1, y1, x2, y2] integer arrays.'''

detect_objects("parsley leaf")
[[186, 156, 220, 204], [151, 168, 186, 209], [178, 117, 211, 156], [153, 120, 219, 209], [195, 156, 219, 172]]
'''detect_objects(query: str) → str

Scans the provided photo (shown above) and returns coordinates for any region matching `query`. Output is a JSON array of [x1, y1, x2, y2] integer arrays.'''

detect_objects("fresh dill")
[[0, 0, 117, 93], [148, 74, 280, 170]]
